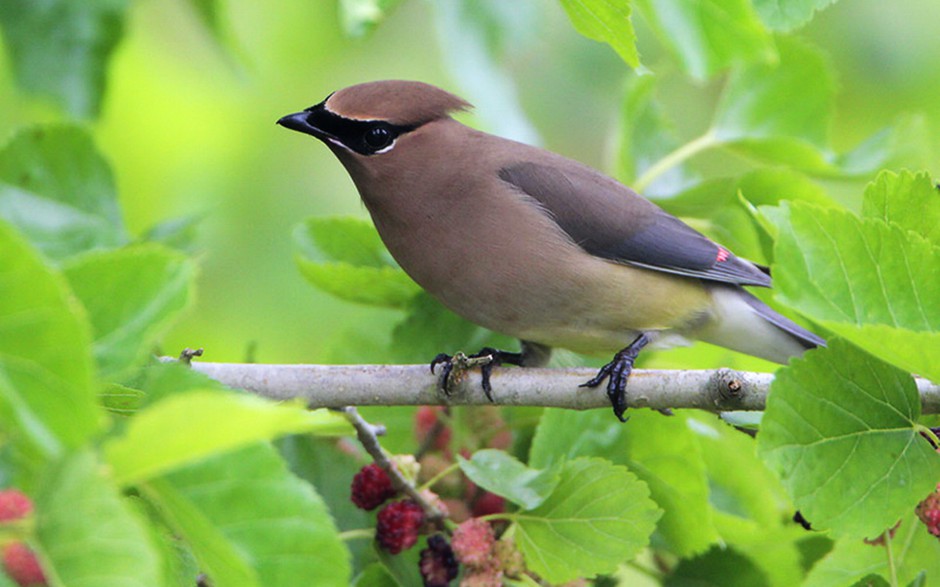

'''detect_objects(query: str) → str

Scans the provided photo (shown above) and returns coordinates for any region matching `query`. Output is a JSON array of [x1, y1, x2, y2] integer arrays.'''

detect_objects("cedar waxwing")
[[278, 80, 824, 421]]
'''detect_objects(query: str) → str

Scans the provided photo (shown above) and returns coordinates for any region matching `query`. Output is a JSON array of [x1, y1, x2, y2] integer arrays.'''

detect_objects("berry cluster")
[[916, 483, 940, 538], [349, 406, 530, 585], [0, 489, 46, 587]]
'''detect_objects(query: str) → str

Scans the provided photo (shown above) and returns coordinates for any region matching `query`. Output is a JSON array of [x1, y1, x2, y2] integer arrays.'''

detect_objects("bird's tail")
[[697, 286, 825, 364]]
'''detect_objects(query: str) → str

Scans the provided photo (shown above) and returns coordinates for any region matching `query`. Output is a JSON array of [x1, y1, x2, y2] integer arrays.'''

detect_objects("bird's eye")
[[364, 126, 393, 150]]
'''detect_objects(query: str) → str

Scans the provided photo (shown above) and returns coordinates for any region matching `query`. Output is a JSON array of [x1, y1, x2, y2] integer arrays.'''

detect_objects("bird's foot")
[[579, 333, 652, 422], [430, 347, 524, 401]]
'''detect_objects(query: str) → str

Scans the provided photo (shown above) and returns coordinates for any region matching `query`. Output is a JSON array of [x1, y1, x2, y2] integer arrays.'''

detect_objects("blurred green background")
[[0, 0, 937, 366]]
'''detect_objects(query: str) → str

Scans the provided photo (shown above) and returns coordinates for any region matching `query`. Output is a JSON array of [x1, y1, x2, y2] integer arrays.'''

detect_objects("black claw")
[[579, 334, 652, 422], [430, 353, 451, 374], [430, 347, 524, 402], [479, 360, 496, 402]]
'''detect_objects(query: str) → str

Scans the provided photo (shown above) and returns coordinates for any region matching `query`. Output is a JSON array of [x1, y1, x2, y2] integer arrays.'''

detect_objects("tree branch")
[[181, 361, 940, 414]]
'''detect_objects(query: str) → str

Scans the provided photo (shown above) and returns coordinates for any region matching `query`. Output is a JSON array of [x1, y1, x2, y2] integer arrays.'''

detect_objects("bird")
[[278, 80, 824, 421]]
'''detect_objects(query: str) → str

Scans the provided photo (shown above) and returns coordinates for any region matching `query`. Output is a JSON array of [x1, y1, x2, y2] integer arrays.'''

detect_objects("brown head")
[[277, 80, 471, 159]]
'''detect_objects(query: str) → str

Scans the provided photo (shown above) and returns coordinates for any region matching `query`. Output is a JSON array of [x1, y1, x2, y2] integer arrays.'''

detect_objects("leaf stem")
[[633, 128, 718, 193], [418, 462, 462, 492], [884, 528, 899, 587], [915, 424, 940, 448], [338, 528, 374, 542], [626, 560, 663, 581]]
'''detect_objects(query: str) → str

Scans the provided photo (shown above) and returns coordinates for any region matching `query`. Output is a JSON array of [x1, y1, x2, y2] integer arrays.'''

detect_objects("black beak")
[[277, 111, 323, 137]]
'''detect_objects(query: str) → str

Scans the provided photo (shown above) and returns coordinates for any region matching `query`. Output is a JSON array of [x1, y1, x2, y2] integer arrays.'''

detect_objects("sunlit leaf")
[[148, 443, 350, 587], [513, 457, 660, 583], [0, 126, 126, 260], [617, 74, 695, 195], [0, 1, 131, 117], [558, 0, 638, 67], [63, 245, 195, 379], [37, 450, 161, 587], [635, 0, 774, 79], [713, 38, 832, 150], [457, 449, 559, 510], [293, 217, 420, 309], [105, 390, 328, 484], [862, 170, 940, 244], [0, 221, 100, 467], [754, 0, 839, 31], [757, 340, 940, 537], [766, 201, 940, 381]]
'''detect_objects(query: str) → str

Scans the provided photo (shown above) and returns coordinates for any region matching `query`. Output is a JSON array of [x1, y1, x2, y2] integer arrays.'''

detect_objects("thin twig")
[[337, 406, 446, 523]]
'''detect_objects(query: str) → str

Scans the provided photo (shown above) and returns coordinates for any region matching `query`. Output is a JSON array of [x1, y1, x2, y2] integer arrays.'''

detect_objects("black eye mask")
[[302, 103, 417, 156]]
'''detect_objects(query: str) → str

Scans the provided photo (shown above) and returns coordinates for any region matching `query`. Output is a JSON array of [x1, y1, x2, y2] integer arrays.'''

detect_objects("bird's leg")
[[430, 341, 549, 401], [580, 333, 652, 422]]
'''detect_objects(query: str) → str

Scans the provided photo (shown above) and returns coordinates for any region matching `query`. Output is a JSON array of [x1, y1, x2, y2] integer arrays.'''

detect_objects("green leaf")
[[660, 169, 834, 263], [293, 217, 420, 309], [100, 382, 147, 416], [767, 201, 940, 381], [294, 216, 392, 267], [862, 170, 940, 244], [665, 545, 769, 587], [0, 1, 130, 117], [558, 0, 639, 67], [754, 0, 838, 31], [36, 450, 161, 587], [713, 37, 832, 150], [835, 114, 933, 177], [803, 513, 940, 587], [63, 244, 195, 379], [512, 457, 660, 583], [432, 0, 541, 145], [150, 443, 351, 587], [0, 126, 127, 260], [352, 564, 399, 587], [105, 390, 329, 484], [636, 0, 774, 79], [373, 544, 422, 587], [0, 220, 100, 464], [145, 477, 258, 587], [338, 0, 404, 37], [712, 514, 806, 587], [686, 415, 789, 527], [757, 340, 940, 537], [617, 74, 695, 194], [457, 449, 559, 510], [530, 410, 719, 557], [130, 359, 231, 408], [276, 436, 375, 570]]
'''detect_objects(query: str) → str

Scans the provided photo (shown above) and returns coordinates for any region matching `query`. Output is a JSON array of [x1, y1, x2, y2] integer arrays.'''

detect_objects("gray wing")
[[499, 161, 771, 287]]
